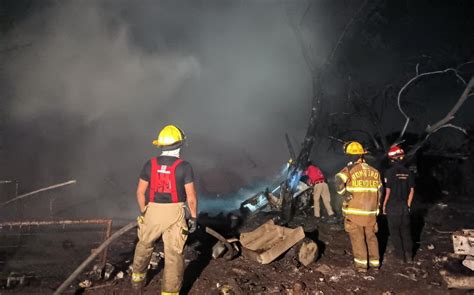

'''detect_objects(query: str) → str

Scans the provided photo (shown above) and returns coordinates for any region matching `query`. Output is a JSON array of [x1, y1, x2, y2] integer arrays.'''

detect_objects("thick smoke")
[[5, 1, 469, 217], [3, 1, 319, 217]]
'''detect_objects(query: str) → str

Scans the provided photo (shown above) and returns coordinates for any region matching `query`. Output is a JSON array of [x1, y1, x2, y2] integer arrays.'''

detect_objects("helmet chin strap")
[[161, 148, 181, 158]]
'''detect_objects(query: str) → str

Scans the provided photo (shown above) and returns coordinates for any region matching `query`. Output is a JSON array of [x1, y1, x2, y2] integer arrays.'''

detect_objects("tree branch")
[[425, 76, 474, 133], [406, 76, 474, 158], [324, 0, 370, 69], [282, 0, 317, 75], [395, 67, 468, 142], [328, 136, 346, 144], [434, 124, 467, 134], [299, 0, 313, 27], [456, 60, 474, 71]]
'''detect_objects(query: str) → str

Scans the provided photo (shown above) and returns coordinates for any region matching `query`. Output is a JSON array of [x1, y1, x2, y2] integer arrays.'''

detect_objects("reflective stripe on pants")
[[344, 219, 380, 269], [131, 272, 146, 283], [354, 258, 367, 267], [369, 259, 380, 267]]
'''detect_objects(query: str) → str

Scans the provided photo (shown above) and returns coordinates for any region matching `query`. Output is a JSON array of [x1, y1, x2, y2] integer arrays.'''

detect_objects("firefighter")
[[131, 124, 198, 294], [382, 145, 415, 263], [303, 161, 336, 222], [335, 141, 382, 272]]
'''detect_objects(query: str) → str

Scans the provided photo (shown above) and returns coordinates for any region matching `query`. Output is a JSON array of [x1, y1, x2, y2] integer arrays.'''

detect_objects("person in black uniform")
[[382, 145, 415, 263]]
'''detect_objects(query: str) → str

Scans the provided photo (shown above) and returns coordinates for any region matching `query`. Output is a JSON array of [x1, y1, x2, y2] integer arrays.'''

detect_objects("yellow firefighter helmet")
[[152, 125, 186, 150], [343, 141, 366, 155]]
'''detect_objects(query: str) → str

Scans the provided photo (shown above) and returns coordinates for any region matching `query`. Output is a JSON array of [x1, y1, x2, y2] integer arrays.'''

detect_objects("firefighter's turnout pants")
[[344, 217, 379, 269], [312, 182, 334, 217], [132, 202, 188, 293]]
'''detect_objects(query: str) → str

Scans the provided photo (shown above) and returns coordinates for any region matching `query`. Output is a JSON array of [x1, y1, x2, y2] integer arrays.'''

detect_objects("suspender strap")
[[169, 159, 183, 203], [150, 157, 158, 202]]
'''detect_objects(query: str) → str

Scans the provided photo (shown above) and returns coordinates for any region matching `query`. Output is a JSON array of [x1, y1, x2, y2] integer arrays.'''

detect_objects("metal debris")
[[78, 279, 92, 288], [149, 251, 162, 270], [89, 264, 103, 280], [436, 202, 448, 209], [452, 229, 474, 255], [6, 272, 26, 288], [205, 227, 238, 260], [440, 270, 474, 289], [240, 191, 270, 214], [452, 229, 474, 271], [115, 271, 124, 280], [238, 181, 312, 217], [427, 244, 435, 250], [462, 256, 474, 271], [103, 263, 115, 280], [433, 255, 448, 263], [212, 241, 227, 259], [394, 272, 417, 282], [0, 180, 77, 207]]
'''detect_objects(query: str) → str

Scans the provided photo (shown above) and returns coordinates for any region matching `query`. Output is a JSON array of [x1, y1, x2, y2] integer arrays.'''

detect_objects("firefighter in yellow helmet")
[[131, 125, 198, 294], [335, 141, 382, 272]]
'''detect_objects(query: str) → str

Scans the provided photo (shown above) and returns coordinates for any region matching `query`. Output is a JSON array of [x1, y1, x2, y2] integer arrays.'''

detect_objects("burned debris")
[[438, 229, 474, 289], [239, 220, 306, 265], [452, 229, 474, 271], [1, 134, 473, 294]]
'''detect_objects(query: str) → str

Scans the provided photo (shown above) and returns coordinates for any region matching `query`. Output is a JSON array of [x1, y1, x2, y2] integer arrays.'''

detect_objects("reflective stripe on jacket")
[[335, 161, 382, 226]]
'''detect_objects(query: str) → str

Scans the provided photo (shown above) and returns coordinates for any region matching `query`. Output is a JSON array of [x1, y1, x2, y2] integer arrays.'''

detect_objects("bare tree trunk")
[[280, 0, 373, 222]]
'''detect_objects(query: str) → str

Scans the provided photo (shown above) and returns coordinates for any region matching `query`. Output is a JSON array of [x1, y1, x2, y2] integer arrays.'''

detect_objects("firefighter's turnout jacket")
[[335, 160, 382, 269], [335, 161, 382, 226]]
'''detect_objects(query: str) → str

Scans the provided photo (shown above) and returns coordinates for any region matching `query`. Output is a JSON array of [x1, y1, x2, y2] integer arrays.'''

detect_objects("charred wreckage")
[[0, 154, 323, 294], [1, 131, 473, 294]]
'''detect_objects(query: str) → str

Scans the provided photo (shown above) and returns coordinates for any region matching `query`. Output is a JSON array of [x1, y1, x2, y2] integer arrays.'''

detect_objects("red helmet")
[[388, 145, 405, 159]]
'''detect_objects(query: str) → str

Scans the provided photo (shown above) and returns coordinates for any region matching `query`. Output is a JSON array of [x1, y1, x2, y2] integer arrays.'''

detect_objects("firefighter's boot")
[[131, 272, 146, 291]]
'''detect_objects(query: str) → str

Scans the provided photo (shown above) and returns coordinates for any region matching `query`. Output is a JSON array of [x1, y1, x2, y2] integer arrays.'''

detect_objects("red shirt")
[[304, 165, 325, 185]]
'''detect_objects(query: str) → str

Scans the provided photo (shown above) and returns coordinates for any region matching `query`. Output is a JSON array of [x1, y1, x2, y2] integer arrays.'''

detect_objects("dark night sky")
[[0, 0, 473, 216]]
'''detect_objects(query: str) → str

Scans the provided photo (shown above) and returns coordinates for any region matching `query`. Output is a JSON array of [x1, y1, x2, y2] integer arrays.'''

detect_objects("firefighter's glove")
[[137, 214, 145, 225], [187, 217, 197, 234]]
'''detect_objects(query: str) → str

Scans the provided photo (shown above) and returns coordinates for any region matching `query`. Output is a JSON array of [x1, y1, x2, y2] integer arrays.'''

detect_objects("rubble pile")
[[1, 178, 473, 294]]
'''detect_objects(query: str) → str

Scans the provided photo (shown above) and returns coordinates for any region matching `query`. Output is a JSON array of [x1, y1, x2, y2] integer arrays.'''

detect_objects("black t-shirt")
[[384, 162, 415, 215], [140, 156, 194, 203]]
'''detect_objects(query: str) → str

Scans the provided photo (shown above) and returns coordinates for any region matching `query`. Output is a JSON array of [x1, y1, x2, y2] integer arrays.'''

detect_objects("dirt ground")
[[1, 193, 473, 294]]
